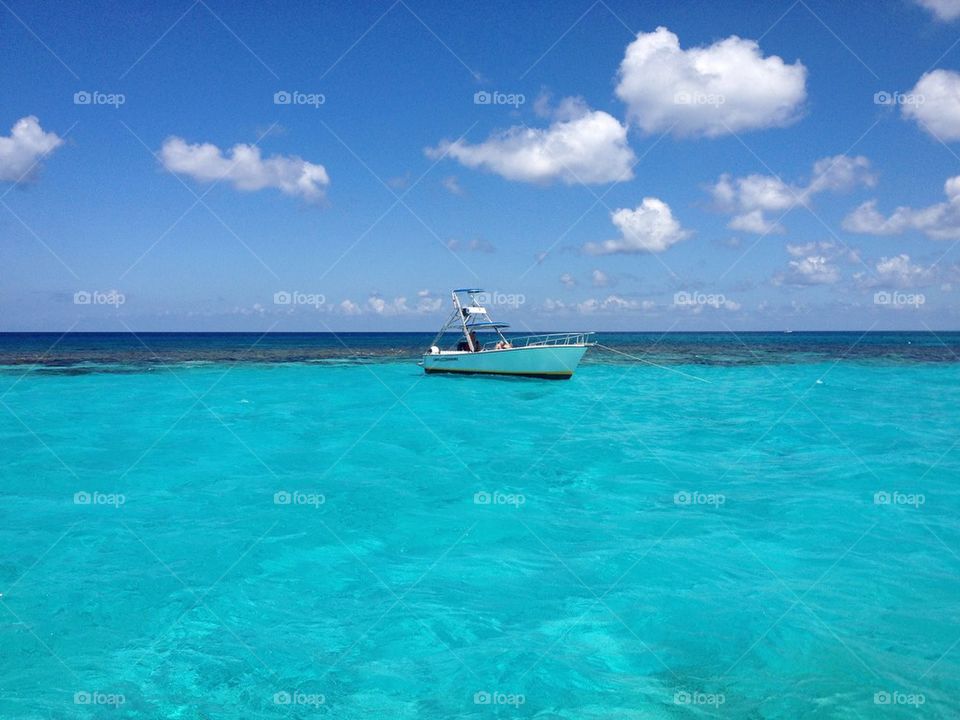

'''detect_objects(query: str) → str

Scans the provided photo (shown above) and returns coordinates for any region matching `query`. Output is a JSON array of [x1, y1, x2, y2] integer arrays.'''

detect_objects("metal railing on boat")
[[481, 332, 595, 350]]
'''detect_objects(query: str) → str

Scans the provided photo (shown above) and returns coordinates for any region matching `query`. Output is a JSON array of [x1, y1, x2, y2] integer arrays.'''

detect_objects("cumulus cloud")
[[915, 0, 960, 21], [855, 255, 934, 289], [591, 269, 609, 287], [902, 70, 960, 141], [843, 176, 960, 239], [585, 197, 691, 254], [559, 273, 577, 288], [875, 254, 933, 287], [426, 98, 635, 185], [776, 255, 841, 286], [0, 116, 63, 183], [541, 295, 653, 313], [786, 241, 838, 258], [729, 209, 785, 235], [774, 240, 858, 286], [338, 299, 362, 315], [160, 136, 329, 201], [366, 295, 409, 316], [360, 292, 444, 316], [615, 26, 806, 137], [711, 155, 874, 234], [415, 290, 443, 313], [577, 295, 654, 313]]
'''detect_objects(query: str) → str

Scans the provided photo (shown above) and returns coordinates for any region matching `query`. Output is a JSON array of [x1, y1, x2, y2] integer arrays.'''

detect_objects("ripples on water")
[[3, 332, 959, 718], [1, 332, 958, 373]]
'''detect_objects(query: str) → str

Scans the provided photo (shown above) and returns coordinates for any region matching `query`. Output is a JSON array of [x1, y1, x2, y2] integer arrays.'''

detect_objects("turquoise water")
[[1, 334, 959, 718]]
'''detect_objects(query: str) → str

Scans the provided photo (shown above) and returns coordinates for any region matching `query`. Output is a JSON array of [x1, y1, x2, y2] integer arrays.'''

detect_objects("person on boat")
[[469, 331, 480, 352], [495, 339, 512, 350]]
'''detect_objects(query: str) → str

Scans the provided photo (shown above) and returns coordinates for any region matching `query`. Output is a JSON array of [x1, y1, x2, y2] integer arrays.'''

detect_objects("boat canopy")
[[469, 321, 510, 329], [429, 290, 511, 351]]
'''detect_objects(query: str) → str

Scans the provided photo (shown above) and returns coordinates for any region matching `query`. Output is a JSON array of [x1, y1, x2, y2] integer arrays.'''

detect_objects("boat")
[[420, 289, 594, 379]]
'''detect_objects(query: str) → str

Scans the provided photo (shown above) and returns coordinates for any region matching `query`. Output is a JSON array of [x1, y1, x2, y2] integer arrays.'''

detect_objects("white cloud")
[[843, 175, 960, 239], [0, 116, 63, 183], [427, 98, 635, 185], [776, 240, 857, 286], [543, 295, 654, 314], [615, 26, 806, 137], [863, 254, 934, 289], [729, 209, 784, 234], [559, 273, 576, 288], [365, 296, 409, 315], [361, 293, 444, 316], [338, 299, 362, 315], [160, 136, 329, 201], [577, 295, 653, 313], [916, 0, 960, 21], [416, 294, 443, 313], [777, 255, 841, 286], [786, 241, 837, 258], [585, 197, 691, 254], [591, 269, 609, 287], [711, 155, 874, 234], [876, 254, 931, 287], [441, 175, 464, 195], [903, 70, 960, 141]]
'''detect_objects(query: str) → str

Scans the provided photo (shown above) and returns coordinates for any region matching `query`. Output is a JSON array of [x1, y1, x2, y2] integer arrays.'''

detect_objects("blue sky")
[[3, 0, 960, 331]]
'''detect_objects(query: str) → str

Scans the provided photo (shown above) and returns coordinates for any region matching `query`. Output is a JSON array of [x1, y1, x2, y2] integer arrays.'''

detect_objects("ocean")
[[1, 332, 958, 718]]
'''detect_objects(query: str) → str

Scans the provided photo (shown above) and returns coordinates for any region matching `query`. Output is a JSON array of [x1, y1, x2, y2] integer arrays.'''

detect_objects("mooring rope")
[[595, 343, 711, 384]]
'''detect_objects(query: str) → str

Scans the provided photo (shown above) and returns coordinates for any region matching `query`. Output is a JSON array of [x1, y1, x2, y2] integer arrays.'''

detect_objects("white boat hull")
[[422, 344, 588, 379]]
